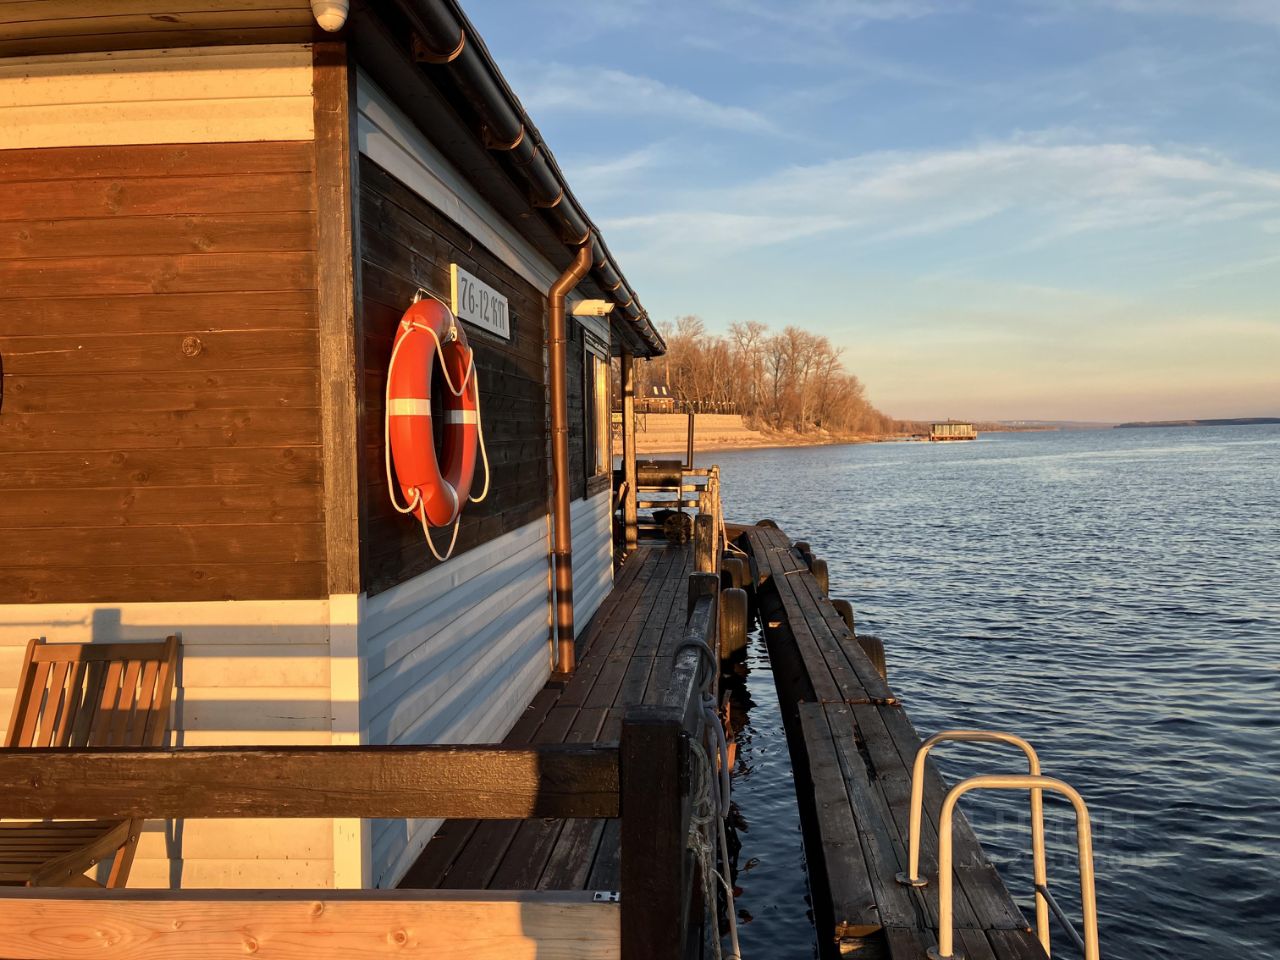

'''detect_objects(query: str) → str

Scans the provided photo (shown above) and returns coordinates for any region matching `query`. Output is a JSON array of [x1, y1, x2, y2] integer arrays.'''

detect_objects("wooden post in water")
[[621, 351, 639, 552], [620, 707, 688, 960]]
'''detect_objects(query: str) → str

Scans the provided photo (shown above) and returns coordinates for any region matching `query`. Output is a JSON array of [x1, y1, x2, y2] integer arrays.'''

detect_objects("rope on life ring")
[[384, 290, 491, 562]]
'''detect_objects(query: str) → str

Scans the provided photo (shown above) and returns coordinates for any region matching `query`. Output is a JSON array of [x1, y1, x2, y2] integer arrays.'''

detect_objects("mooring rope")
[[689, 731, 743, 960]]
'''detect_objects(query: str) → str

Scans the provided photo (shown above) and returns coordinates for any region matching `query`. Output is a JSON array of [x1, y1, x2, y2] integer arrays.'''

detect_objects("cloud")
[[507, 63, 775, 134], [1029, 0, 1280, 27], [604, 138, 1280, 261], [713, 0, 951, 27], [563, 143, 674, 198]]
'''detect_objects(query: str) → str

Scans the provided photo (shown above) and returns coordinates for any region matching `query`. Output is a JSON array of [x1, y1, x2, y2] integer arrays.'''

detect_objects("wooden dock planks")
[[745, 525, 1047, 960], [399, 544, 695, 895]]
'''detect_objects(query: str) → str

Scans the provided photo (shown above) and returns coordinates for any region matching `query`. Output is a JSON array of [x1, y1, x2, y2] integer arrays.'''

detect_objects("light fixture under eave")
[[571, 299, 615, 317], [311, 0, 349, 31]]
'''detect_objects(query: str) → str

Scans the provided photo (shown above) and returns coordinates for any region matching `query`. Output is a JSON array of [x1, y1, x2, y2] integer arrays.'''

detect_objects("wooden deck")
[[745, 523, 1049, 960], [399, 543, 694, 893]]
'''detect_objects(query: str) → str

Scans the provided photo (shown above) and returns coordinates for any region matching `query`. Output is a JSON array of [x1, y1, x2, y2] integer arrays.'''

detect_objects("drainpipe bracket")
[[412, 29, 465, 64]]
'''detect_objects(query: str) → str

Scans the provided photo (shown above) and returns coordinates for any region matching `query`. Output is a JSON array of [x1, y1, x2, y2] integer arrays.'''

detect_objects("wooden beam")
[[313, 40, 364, 596], [0, 889, 619, 960], [0, 744, 618, 821], [620, 707, 688, 960], [693, 512, 716, 574]]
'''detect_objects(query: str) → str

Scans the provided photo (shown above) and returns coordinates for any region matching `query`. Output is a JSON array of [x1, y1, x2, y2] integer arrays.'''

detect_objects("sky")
[[465, 0, 1280, 421]]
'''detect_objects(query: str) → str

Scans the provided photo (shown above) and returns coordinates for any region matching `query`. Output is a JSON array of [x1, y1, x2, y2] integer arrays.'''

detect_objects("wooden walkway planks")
[[400, 544, 694, 895], [744, 525, 1047, 960]]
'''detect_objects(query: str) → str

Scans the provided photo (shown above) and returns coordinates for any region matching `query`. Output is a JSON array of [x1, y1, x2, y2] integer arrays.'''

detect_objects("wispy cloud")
[[712, 0, 952, 27], [507, 63, 775, 134], [605, 139, 1280, 260], [1030, 0, 1280, 27], [562, 142, 674, 198]]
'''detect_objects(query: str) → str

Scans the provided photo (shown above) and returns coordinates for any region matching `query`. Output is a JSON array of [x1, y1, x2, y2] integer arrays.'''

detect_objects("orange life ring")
[[385, 298, 480, 530]]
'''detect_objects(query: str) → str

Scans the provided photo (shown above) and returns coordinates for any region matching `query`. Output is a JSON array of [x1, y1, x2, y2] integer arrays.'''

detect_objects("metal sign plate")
[[450, 263, 510, 339]]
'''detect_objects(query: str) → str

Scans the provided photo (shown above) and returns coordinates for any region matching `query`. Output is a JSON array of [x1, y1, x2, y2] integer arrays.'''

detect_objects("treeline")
[[636, 316, 905, 436]]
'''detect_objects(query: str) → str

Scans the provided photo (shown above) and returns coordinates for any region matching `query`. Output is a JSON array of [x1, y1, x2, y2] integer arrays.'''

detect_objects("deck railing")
[[0, 572, 722, 960]]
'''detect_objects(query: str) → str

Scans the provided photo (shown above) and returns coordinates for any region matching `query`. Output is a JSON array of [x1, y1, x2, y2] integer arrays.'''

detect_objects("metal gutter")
[[390, 0, 664, 356], [548, 242, 595, 675]]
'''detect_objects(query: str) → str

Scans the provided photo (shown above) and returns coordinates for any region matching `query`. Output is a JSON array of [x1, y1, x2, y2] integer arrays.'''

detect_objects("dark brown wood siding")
[[358, 157, 550, 596], [0, 141, 323, 603], [566, 319, 587, 502]]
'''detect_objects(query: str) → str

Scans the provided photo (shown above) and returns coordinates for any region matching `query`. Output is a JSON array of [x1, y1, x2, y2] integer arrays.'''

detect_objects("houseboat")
[[929, 421, 978, 441], [0, 5, 1101, 959], [0, 0, 661, 891]]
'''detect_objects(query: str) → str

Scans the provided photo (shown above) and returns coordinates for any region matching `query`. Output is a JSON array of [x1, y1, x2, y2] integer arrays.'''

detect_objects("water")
[[716, 425, 1280, 960]]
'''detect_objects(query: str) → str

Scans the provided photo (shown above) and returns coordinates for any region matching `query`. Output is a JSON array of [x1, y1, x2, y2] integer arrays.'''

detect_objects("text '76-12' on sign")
[[450, 264, 510, 339]]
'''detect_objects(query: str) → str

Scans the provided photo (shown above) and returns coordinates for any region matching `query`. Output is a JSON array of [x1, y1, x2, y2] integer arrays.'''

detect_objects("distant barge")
[[930, 421, 978, 441]]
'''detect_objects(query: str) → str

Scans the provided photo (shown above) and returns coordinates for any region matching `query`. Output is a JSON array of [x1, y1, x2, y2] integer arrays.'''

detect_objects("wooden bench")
[[1, 637, 179, 887]]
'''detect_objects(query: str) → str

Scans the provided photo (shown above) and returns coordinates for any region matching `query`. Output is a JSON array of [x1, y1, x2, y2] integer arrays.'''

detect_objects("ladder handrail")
[[897, 730, 1049, 954], [930, 774, 1100, 960]]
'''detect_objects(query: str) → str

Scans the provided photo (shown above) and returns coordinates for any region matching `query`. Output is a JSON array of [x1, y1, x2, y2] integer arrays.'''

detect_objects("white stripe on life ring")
[[388, 398, 431, 416], [445, 410, 479, 425]]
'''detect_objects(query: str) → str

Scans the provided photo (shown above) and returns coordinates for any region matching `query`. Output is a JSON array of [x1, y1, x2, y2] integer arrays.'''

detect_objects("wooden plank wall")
[[0, 45, 315, 149], [0, 140, 324, 604], [0, 1, 314, 57], [361, 518, 556, 887], [567, 321, 587, 501], [571, 492, 614, 632], [358, 157, 551, 596], [0, 599, 337, 888]]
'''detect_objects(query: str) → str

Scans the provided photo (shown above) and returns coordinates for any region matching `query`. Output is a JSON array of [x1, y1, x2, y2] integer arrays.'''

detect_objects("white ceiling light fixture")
[[572, 300, 616, 317], [311, 1, 349, 31]]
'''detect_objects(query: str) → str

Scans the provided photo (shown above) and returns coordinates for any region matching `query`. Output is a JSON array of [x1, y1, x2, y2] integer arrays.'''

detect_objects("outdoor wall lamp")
[[311, 1, 350, 31]]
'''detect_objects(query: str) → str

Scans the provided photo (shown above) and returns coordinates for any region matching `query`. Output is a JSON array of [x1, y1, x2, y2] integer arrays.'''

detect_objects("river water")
[[714, 425, 1280, 960]]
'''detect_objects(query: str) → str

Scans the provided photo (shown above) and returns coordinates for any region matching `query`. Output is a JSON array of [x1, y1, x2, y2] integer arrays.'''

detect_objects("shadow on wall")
[[2, 607, 553, 891]]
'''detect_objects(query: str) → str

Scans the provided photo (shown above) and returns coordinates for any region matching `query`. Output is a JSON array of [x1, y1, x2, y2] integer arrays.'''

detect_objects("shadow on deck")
[[399, 543, 694, 893]]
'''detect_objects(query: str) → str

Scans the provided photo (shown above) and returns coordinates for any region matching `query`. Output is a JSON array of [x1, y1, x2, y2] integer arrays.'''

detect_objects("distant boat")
[[930, 421, 977, 441]]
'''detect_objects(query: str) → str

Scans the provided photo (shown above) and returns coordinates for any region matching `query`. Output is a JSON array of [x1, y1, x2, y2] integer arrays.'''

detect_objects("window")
[[586, 343, 611, 483], [589, 349, 611, 477]]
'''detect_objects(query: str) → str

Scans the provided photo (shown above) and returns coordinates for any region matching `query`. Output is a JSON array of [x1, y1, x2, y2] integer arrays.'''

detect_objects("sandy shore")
[[632, 413, 909, 456]]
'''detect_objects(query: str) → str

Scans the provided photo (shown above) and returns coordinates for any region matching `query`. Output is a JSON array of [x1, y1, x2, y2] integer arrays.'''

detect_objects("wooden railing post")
[[694, 513, 716, 573], [708, 466, 721, 560], [621, 706, 688, 960], [687, 571, 719, 620], [685, 410, 696, 470]]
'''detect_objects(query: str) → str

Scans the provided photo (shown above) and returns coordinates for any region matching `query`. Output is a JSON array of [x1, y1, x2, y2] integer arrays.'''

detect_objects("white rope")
[[689, 735, 743, 960], [383, 306, 491, 563]]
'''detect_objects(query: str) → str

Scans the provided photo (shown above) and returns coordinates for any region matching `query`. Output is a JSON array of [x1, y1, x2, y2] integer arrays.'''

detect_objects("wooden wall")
[[359, 157, 551, 596], [566, 320, 588, 502], [0, 1, 313, 57], [0, 139, 323, 603]]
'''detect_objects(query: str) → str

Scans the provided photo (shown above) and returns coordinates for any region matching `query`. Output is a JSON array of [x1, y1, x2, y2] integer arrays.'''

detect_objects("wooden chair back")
[[4, 638, 179, 750]]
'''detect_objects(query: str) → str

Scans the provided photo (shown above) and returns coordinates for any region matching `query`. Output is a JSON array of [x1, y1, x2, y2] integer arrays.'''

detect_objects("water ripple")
[[716, 425, 1280, 960]]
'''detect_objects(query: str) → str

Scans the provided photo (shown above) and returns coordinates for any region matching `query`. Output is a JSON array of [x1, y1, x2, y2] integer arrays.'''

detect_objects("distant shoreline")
[[638, 433, 907, 457], [1114, 417, 1280, 429]]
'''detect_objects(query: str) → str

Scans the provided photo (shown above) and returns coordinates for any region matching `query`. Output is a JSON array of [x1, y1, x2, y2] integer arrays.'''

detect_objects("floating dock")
[[930, 422, 978, 441], [744, 523, 1050, 959]]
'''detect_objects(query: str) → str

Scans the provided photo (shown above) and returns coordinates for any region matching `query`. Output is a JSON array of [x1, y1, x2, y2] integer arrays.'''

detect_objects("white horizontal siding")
[[0, 598, 335, 888], [359, 516, 555, 888], [571, 489, 615, 633], [0, 44, 314, 149]]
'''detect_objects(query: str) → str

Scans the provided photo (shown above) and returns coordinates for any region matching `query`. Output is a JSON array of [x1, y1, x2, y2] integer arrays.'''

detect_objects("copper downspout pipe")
[[550, 240, 594, 676]]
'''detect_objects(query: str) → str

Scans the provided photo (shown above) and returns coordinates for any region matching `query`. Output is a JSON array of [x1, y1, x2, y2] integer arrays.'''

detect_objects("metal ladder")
[[895, 730, 1101, 960]]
